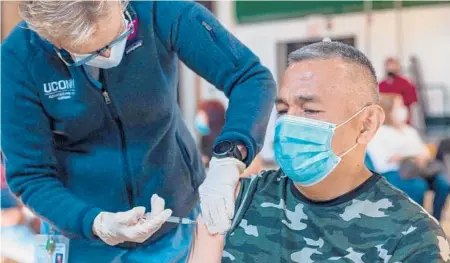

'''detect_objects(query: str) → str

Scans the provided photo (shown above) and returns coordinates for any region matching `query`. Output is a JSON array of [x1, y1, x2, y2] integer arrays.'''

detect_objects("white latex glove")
[[93, 194, 172, 246], [198, 157, 245, 234]]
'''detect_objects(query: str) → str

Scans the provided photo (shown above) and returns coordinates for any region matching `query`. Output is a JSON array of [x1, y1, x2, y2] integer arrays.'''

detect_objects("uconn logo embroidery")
[[43, 79, 75, 100]]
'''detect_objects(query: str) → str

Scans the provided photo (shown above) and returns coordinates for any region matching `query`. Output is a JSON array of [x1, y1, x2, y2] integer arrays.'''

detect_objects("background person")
[[195, 100, 264, 176], [195, 100, 226, 166], [379, 57, 419, 124], [367, 94, 449, 221], [1, 1, 275, 262], [437, 138, 450, 170], [1, 155, 37, 263]]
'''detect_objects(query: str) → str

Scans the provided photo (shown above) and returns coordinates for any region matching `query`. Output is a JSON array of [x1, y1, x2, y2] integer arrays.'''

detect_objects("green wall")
[[235, 1, 450, 24]]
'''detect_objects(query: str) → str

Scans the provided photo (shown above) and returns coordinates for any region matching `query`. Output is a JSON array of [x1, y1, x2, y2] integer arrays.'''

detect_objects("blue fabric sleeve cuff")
[[215, 131, 257, 167], [81, 207, 103, 240], [1, 188, 19, 209]]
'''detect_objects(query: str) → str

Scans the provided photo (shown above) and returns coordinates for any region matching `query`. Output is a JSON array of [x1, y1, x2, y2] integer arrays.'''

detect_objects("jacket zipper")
[[100, 73, 134, 208], [102, 90, 112, 104], [197, 18, 238, 66]]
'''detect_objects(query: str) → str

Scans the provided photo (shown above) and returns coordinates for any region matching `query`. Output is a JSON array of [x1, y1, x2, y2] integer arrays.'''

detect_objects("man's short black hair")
[[288, 41, 379, 103]]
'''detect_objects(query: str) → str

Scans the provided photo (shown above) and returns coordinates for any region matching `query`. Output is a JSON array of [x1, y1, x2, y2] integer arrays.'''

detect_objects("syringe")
[[166, 216, 197, 225], [142, 213, 197, 225]]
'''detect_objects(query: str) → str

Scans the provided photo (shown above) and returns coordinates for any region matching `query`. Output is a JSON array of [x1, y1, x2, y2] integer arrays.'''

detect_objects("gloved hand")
[[198, 157, 245, 234], [93, 194, 172, 246]]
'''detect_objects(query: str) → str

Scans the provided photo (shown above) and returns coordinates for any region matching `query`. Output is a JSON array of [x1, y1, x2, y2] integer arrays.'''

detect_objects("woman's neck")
[[392, 123, 407, 130]]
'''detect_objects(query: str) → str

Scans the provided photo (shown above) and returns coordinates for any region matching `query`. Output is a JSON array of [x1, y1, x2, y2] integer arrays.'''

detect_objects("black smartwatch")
[[213, 140, 244, 162]]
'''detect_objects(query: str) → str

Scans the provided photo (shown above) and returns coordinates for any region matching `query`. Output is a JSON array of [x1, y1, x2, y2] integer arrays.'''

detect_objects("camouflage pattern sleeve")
[[229, 174, 260, 232], [389, 217, 450, 263]]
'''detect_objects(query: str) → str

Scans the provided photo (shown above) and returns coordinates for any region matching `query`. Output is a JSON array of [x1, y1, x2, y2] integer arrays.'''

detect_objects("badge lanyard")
[[45, 229, 56, 262], [35, 227, 70, 263]]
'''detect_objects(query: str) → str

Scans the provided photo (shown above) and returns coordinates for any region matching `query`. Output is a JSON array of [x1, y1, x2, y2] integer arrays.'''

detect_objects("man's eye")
[[276, 110, 288, 116], [304, 109, 321, 114]]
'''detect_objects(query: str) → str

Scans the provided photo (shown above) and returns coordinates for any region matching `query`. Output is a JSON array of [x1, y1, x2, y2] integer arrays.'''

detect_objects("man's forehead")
[[287, 64, 315, 79], [278, 87, 318, 101], [286, 59, 348, 79], [281, 60, 348, 101]]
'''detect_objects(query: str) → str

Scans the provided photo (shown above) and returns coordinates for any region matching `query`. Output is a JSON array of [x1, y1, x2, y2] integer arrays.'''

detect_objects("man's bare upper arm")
[[187, 182, 241, 263]]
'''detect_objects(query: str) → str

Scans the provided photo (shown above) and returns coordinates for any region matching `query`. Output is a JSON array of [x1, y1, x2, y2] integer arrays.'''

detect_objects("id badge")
[[35, 234, 70, 263]]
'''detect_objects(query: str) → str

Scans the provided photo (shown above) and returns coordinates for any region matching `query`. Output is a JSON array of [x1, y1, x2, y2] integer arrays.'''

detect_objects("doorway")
[[277, 36, 356, 82]]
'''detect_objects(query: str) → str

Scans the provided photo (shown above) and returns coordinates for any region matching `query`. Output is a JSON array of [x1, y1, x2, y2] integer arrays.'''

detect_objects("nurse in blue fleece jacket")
[[1, 1, 275, 262]]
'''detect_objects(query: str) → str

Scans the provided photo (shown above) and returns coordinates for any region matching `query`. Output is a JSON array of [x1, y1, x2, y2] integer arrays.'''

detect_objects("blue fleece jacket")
[[0, 1, 275, 246]]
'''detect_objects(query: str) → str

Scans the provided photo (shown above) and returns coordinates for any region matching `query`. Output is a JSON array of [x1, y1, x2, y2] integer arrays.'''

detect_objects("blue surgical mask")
[[274, 107, 366, 186], [71, 18, 130, 69], [195, 114, 210, 136]]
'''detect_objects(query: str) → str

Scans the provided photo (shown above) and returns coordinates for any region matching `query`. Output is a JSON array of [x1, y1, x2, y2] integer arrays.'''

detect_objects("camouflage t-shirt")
[[223, 170, 450, 263]]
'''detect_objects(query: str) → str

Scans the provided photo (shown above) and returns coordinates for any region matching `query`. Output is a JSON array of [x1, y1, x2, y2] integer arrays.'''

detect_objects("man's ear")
[[357, 105, 385, 145]]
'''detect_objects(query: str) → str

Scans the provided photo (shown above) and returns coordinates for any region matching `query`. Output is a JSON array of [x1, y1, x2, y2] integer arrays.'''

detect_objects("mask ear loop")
[[338, 143, 358, 158], [335, 106, 368, 129], [334, 106, 369, 158]]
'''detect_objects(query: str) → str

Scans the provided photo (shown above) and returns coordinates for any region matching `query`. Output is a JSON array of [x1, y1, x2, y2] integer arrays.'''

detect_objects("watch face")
[[214, 141, 233, 155]]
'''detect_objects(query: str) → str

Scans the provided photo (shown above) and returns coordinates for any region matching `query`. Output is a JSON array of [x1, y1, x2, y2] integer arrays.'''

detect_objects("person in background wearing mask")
[[195, 100, 264, 177], [195, 100, 226, 166], [379, 57, 418, 124], [187, 42, 450, 263], [1, 153, 37, 263], [367, 94, 449, 221], [1, 1, 275, 262]]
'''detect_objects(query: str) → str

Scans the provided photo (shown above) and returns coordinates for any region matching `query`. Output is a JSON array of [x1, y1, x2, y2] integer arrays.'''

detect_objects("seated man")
[[188, 41, 450, 263]]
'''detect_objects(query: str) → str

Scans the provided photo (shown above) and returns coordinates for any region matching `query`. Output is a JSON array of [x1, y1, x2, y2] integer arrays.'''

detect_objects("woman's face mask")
[[195, 112, 211, 136], [392, 106, 408, 124], [71, 18, 130, 69], [274, 107, 367, 186]]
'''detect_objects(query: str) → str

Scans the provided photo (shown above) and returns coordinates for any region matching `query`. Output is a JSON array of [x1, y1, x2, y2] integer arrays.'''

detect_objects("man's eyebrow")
[[294, 94, 320, 103], [275, 97, 287, 105], [275, 95, 320, 105]]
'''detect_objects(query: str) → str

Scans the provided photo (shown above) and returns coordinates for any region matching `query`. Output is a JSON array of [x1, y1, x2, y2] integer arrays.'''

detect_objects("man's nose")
[[288, 108, 304, 117], [99, 49, 111, 58]]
